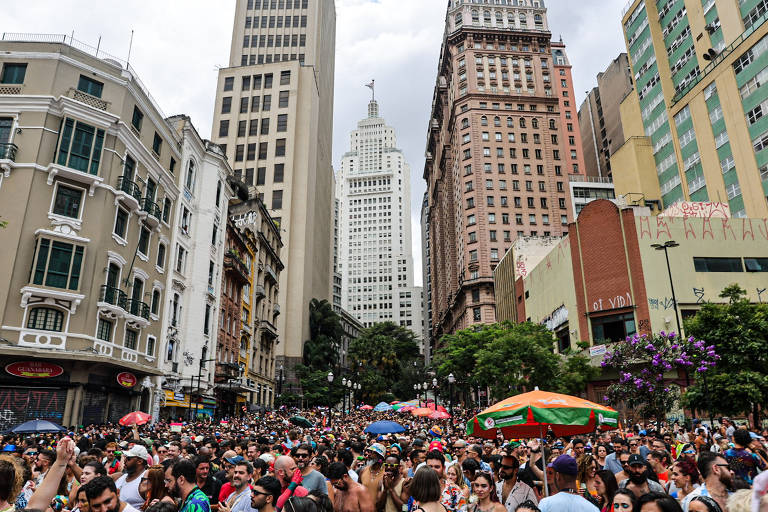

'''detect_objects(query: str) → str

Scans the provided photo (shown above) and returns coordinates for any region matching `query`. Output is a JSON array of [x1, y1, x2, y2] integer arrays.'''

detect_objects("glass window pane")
[[53, 185, 83, 218], [68, 123, 95, 172], [46, 241, 73, 288], [33, 239, 50, 285]]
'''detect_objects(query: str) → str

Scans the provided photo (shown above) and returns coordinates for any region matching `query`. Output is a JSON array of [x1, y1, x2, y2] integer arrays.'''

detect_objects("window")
[[251, 96, 260, 112], [469, 249, 478, 262], [96, 318, 112, 341], [224, 77, 234, 91], [240, 97, 249, 114], [272, 190, 283, 209], [279, 90, 289, 107], [176, 245, 186, 273], [211, 222, 218, 245], [124, 329, 138, 350], [280, 70, 291, 85], [52, 184, 83, 218], [242, 75, 251, 90], [1, 63, 27, 84], [277, 114, 288, 132], [114, 207, 129, 238], [151, 290, 161, 315], [146, 335, 156, 357], [131, 106, 143, 132], [56, 118, 105, 175], [473, 307, 481, 321], [138, 227, 150, 256], [26, 307, 64, 331], [222, 97, 232, 114], [77, 75, 103, 97], [161, 198, 171, 223], [693, 257, 743, 272], [591, 312, 636, 343], [32, 238, 84, 290], [257, 167, 266, 185], [745, 257, 768, 271], [274, 163, 284, 183], [275, 138, 286, 156], [263, 95, 272, 111], [204, 304, 212, 335], [152, 133, 162, 156], [264, 74, 274, 88], [260, 118, 270, 135]]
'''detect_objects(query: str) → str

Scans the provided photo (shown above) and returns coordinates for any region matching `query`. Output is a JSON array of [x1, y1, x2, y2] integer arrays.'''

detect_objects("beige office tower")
[[212, 0, 336, 386]]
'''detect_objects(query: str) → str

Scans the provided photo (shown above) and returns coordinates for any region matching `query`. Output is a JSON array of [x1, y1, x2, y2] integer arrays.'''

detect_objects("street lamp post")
[[651, 240, 682, 335], [341, 377, 347, 414], [432, 377, 439, 408], [346, 379, 353, 413], [327, 371, 334, 410], [414, 383, 421, 406], [423, 381, 428, 405], [448, 373, 455, 417]]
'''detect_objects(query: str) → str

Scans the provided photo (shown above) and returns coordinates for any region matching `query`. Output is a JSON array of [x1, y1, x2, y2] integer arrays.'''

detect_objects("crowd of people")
[[1, 408, 767, 512]]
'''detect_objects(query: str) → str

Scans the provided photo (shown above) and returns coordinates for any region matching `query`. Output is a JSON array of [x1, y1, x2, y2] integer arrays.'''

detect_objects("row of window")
[[221, 91, 290, 114], [234, 164, 284, 186], [233, 139, 287, 161], [693, 257, 768, 272], [240, 53, 305, 66], [246, 0, 308, 9], [224, 71, 291, 92], [219, 114, 289, 138], [242, 32, 307, 48], [465, 195, 566, 210]]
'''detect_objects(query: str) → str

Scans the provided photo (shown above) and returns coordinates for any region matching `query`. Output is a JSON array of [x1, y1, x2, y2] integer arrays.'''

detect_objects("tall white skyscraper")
[[336, 98, 421, 332]]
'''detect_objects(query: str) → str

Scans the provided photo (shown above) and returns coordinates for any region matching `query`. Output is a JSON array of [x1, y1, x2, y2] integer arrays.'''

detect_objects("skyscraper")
[[336, 97, 422, 332], [613, 0, 768, 218], [424, 0, 585, 340], [211, 0, 336, 384]]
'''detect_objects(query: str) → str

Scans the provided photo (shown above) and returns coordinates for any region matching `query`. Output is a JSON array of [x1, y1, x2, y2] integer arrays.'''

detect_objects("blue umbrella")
[[374, 402, 392, 412], [364, 420, 406, 434], [7, 419, 66, 433]]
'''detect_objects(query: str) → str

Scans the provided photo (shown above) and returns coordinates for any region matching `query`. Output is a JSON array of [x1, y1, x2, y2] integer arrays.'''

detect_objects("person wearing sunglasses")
[[497, 449, 537, 512], [378, 454, 408, 512], [251, 476, 282, 512], [609, 489, 637, 512], [680, 453, 733, 512], [668, 459, 699, 503]]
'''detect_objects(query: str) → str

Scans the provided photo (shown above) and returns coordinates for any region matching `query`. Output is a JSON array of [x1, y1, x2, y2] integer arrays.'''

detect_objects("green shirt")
[[181, 487, 211, 512]]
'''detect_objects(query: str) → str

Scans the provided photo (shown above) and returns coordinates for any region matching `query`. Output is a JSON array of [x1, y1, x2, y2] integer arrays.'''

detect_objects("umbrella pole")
[[540, 424, 549, 498]]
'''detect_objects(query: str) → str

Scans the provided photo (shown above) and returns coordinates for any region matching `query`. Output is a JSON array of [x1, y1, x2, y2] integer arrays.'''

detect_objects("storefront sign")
[[116, 372, 137, 388], [170, 422, 182, 432], [589, 344, 608, 357], [6, 361, 64, 378]]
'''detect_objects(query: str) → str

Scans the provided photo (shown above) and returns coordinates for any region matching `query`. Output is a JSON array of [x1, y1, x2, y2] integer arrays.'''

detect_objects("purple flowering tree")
[[601, 331, 719, 424]]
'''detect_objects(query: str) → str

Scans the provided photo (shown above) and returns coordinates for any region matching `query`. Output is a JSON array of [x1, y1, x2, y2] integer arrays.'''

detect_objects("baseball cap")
[[2, 445, 16, 452], [429, 425, 443, 438], [627, 454, 645, 466], [548, 454, 578, 476], [123, 445, 149, 460], [428, 440, 444, 453], [366, 443, 386, 458]]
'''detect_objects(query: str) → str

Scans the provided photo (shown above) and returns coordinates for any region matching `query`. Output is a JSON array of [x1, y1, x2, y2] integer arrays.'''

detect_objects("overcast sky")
[[7, 0, 626, 285]]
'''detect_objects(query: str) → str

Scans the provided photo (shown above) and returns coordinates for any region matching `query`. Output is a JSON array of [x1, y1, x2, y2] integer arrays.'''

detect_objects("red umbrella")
[[398, 405, 416, 413], [429, 410, 451, 419], [119, 411, 152, 426], [359, 404, 373, 410]]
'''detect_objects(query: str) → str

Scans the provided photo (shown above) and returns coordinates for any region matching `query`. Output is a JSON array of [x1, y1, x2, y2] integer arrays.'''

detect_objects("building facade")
[[0, 36, 181, 428], [494, 199, 768, 403], [423, 0, 586, 342], [568, 174, 617, 217], [159, 116, 234, 420], [420, 192, 433, 362], [336, 99, 422, 331], [211, 0, 336, 386], [577, 53, 633, 177], [613, 0, 768, 218]]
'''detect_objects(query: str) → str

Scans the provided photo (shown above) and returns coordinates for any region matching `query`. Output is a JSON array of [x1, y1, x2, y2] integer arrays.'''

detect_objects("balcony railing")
[[224, 251, 250, 282], [67, 87, 110, 111], [124, 298, 150, 320], [116, 176, 142, 202], [141, 197, 162, 219], [265, 264, 278, 283], [0, 142, 17, 161], [99, 285, 128, 307], [254, 284, 266, 299]]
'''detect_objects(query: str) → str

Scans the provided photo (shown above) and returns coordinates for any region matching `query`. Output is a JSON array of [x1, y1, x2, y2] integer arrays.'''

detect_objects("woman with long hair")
[[409, 467, 444, 512], [140, 465, 175, 510], [670, 459, 699, 502], [576, 454, 600, 506], [595, 445, 608, 470], [0, 456, 24, 512], [469, 472, 505, 512], [637, 492, 683, 512], [594, 469, 618, 512], [610, 489, 638, 512], [446, 463, 470, 501]]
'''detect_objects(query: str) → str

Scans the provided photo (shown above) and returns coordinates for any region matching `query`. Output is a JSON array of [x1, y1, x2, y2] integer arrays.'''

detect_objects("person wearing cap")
[[359, 443, 386, 505], [218, 455, 246, 503], [114, 444, 149, 510], [538, 455, 598, 512], [617, 453, 665, 498]]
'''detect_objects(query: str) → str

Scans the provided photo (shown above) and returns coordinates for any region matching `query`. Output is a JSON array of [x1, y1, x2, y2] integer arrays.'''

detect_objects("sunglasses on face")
[[294, 453, 309, 459], [383, 463, 399, 469], [500, 464, 516, 470]]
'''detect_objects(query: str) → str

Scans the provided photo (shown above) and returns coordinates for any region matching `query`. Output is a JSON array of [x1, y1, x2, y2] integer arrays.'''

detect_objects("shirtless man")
[[328, 462, 374, 512], [359, 443, 385, 505]]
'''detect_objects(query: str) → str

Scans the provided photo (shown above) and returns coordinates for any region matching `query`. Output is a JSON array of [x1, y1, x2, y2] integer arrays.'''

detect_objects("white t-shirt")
[[116, 472, 145, 510], [123, 505, 142, 512], [539, 492, 600, 512]]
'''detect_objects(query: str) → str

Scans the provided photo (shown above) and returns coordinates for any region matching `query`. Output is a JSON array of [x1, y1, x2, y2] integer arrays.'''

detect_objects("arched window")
[[549, 119, 556, 129], [520, 118, 527, 128], [151, 289, 161, 315], [481, 116, 488, 126], [534, 13, 543, 25], [185, 160, 195, 191], [156, 243, 166, 269], [495, 11, 502, 23], [171, 293, 180, 327], [461, 118, 470, 129], [455, 12, 463, 25], [519, 13, 527, 26], [471, 9, 479, 22], [532, 119, 539, 129], [494, 116, 501, 127], [27, 307, 64, 331], [484, 10, 491, 23], [507, 117, 514, 127]]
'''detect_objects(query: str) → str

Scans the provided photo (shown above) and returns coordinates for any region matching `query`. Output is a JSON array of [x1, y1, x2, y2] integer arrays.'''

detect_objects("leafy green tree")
[[295, 298, 344, 407], [683, 284, 768, 424], [348, 322, 421, 403], [556, 351, 601, 396]]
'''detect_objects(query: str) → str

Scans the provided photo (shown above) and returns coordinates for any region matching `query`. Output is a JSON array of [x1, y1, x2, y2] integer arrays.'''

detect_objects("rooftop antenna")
[[126, 29, 134, 69]]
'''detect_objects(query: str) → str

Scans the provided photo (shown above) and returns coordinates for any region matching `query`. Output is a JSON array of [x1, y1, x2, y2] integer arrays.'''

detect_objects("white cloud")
[[7, 0, 627, 287]]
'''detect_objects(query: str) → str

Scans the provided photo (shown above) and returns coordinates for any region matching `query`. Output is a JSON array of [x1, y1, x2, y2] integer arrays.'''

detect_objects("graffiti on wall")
[[0, 388, 66, 432], [648, 297, 676, 310], [592, 292, 632, 312], [758, 288, 766, 303], [637, 216, 768, 241], [693, 288, 706, 304], [658, 201, 730, 219]]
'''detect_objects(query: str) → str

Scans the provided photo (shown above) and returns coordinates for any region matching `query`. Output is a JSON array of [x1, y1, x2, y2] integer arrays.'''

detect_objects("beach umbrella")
[[6, 419, 66, 433], [397, 405, 416, 413], [374, 402, 392, 412], [289, 416, 314, 428], [429, 410, 451, 419], [359, 404, 373, 410], [119, 411, 152, 426], [412, 407, 433, 417], [364, 420, 406, 434], [466, 388, 618, 497]]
